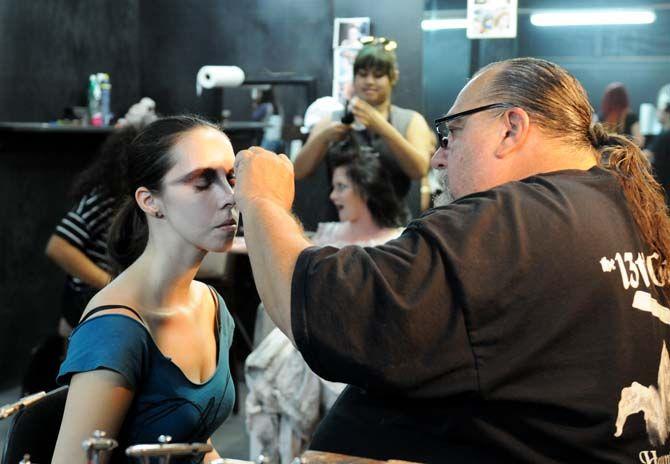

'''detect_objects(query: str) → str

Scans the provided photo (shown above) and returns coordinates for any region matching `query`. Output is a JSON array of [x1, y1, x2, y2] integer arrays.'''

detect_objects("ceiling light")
[[530, 9, 656, 27]]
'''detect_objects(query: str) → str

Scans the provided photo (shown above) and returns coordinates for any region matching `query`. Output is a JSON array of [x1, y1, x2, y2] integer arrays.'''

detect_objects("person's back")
[[305, 166, 669, 463]]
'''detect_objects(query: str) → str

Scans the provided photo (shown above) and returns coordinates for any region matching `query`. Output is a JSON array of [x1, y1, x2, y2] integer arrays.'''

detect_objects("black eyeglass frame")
[[434, 103, 516, 148]]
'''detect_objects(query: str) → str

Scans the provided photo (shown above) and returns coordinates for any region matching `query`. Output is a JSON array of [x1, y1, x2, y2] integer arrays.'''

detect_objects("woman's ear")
[[391, 68, 399, 86], [135, 187, 163, 218]]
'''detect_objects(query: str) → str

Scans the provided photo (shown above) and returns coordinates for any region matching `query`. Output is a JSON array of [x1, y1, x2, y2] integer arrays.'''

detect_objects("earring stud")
[[156, 212, 164, 218]]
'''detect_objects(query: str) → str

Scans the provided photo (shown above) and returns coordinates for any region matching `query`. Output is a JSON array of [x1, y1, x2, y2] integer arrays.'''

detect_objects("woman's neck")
[[346, 210, 385, 241], [126, 240, 206, 313]]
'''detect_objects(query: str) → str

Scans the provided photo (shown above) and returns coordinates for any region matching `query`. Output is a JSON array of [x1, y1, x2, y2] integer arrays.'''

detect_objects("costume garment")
[[57, 288, 235, 463], [291, 167, 670, 463]]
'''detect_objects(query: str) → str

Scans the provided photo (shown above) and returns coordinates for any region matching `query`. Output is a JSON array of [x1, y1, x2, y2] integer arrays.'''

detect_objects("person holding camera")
[[293, 38, 435, 212]]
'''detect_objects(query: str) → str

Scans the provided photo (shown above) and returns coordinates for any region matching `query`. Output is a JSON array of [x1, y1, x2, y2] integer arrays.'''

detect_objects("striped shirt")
[[55, 188, 115, 292]]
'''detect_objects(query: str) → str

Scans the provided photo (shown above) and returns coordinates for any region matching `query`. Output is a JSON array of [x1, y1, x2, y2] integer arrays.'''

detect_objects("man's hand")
[[350, 96, 388, 133], [234, 146, 295, 212]]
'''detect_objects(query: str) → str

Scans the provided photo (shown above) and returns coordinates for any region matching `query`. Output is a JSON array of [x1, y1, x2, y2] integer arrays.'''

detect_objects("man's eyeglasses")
[[360, 36, 398, 51], [434, 103, 515, 149]]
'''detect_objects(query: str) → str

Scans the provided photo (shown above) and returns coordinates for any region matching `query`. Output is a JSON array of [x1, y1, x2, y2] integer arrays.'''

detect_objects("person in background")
[[234, 58, 670, 462], [52, 116, 238, 464], [245, 148, 406, 463], [647, 83, 670, 201], [599, 82, 644, 146], [20, 127, 139, 397], [293, 38, 435, 214], [45, 127, 138, 336], [45, 98, 158, 338]]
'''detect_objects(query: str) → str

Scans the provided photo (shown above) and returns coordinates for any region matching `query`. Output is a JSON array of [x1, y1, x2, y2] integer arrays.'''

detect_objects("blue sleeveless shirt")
[[57, 289, 235, 463]]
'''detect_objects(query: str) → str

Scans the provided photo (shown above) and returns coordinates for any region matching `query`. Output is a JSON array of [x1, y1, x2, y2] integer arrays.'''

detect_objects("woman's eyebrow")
[[171, 167, 213, 184]]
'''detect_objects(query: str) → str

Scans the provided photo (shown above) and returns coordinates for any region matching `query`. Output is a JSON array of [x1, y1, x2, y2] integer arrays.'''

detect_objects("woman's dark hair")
[[108, 115, 221, 273], [70, 126, 139, 200], [600, 82, 630, 132], [478, 57, 670, 282], [353, 42, 397, 80], [329, 147, 408, 228]]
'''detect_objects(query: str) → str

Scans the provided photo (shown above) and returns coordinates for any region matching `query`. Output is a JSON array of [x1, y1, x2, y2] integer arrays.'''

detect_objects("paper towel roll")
[[196, 66, 245, 95]]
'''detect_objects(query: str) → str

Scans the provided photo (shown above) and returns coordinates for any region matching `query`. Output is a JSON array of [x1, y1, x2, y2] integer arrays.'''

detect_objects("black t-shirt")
[[651, 130, 670, 192], [291, 167, 670, 463]]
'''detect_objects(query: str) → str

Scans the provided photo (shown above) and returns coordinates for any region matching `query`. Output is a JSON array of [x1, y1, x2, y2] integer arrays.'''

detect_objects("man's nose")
[[431, 146, 448, 170]]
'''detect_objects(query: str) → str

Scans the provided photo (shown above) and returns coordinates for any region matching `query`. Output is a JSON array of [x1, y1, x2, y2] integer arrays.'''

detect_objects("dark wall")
[[139, 1, 230, 120], [423, 0, 670, 124], [0, 0, 141, 122]]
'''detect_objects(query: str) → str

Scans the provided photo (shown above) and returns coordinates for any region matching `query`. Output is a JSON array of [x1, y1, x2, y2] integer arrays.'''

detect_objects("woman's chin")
[[210, 238, 234, 253]]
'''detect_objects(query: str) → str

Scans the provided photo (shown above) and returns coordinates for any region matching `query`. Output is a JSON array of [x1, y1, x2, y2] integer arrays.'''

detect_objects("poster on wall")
[[333, 17, 370, 49], [466, 0, 518, 39], [332, 17, 370, 103]]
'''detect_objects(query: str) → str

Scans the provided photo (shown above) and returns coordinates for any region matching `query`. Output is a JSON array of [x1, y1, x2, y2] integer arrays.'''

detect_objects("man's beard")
[[433, 169, 454, 207]]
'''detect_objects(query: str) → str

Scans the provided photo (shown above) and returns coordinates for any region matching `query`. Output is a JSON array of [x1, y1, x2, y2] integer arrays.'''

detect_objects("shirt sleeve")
[[57, 315, 150, 388], [291, 212, 478, 397], [54, 193, 95, 252]]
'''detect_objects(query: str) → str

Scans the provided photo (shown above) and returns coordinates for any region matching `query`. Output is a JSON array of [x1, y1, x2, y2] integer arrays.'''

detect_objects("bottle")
[[87, 74, 102, 127], [97, 73, 112, 126]]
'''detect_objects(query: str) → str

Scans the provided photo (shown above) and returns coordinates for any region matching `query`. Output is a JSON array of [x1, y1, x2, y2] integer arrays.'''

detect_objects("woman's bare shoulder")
[[80, 281, 143, 324]]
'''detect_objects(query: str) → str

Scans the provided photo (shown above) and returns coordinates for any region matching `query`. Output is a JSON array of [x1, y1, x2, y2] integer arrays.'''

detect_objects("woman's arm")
[[45, 235, 111, 289], [293, 118, 350, 179], [350, 99, 436, 179], [52, 370, 134, 464]]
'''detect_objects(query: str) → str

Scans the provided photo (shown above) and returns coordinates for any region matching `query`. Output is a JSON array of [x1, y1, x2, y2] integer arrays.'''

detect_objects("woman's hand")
[[349, 97, 388, 133], [317, 121, 351, 144]]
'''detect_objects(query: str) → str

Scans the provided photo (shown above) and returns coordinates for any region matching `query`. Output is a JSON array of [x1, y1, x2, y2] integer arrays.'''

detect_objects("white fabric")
[[311, 222, 403, 249], [245, 329, 321, 464]]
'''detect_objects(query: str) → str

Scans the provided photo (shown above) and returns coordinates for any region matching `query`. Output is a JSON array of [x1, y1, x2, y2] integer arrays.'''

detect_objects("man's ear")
[[495, 107, 530, 158], [135, 187, 162, 218]]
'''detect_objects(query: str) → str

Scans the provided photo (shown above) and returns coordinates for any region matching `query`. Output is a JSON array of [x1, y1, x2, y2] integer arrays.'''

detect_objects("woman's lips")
[[215, 219, 237, 231]]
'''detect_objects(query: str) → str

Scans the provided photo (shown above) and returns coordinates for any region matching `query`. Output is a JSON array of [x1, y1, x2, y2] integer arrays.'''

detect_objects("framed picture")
[[333, 17, 371, 49], [332, 46, 359, 103], [466, 0, 518, 39]]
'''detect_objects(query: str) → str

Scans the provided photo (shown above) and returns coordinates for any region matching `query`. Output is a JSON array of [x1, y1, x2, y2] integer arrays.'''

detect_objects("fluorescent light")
[[422, 18, 468, 31], [530, 9, 656, 27]]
